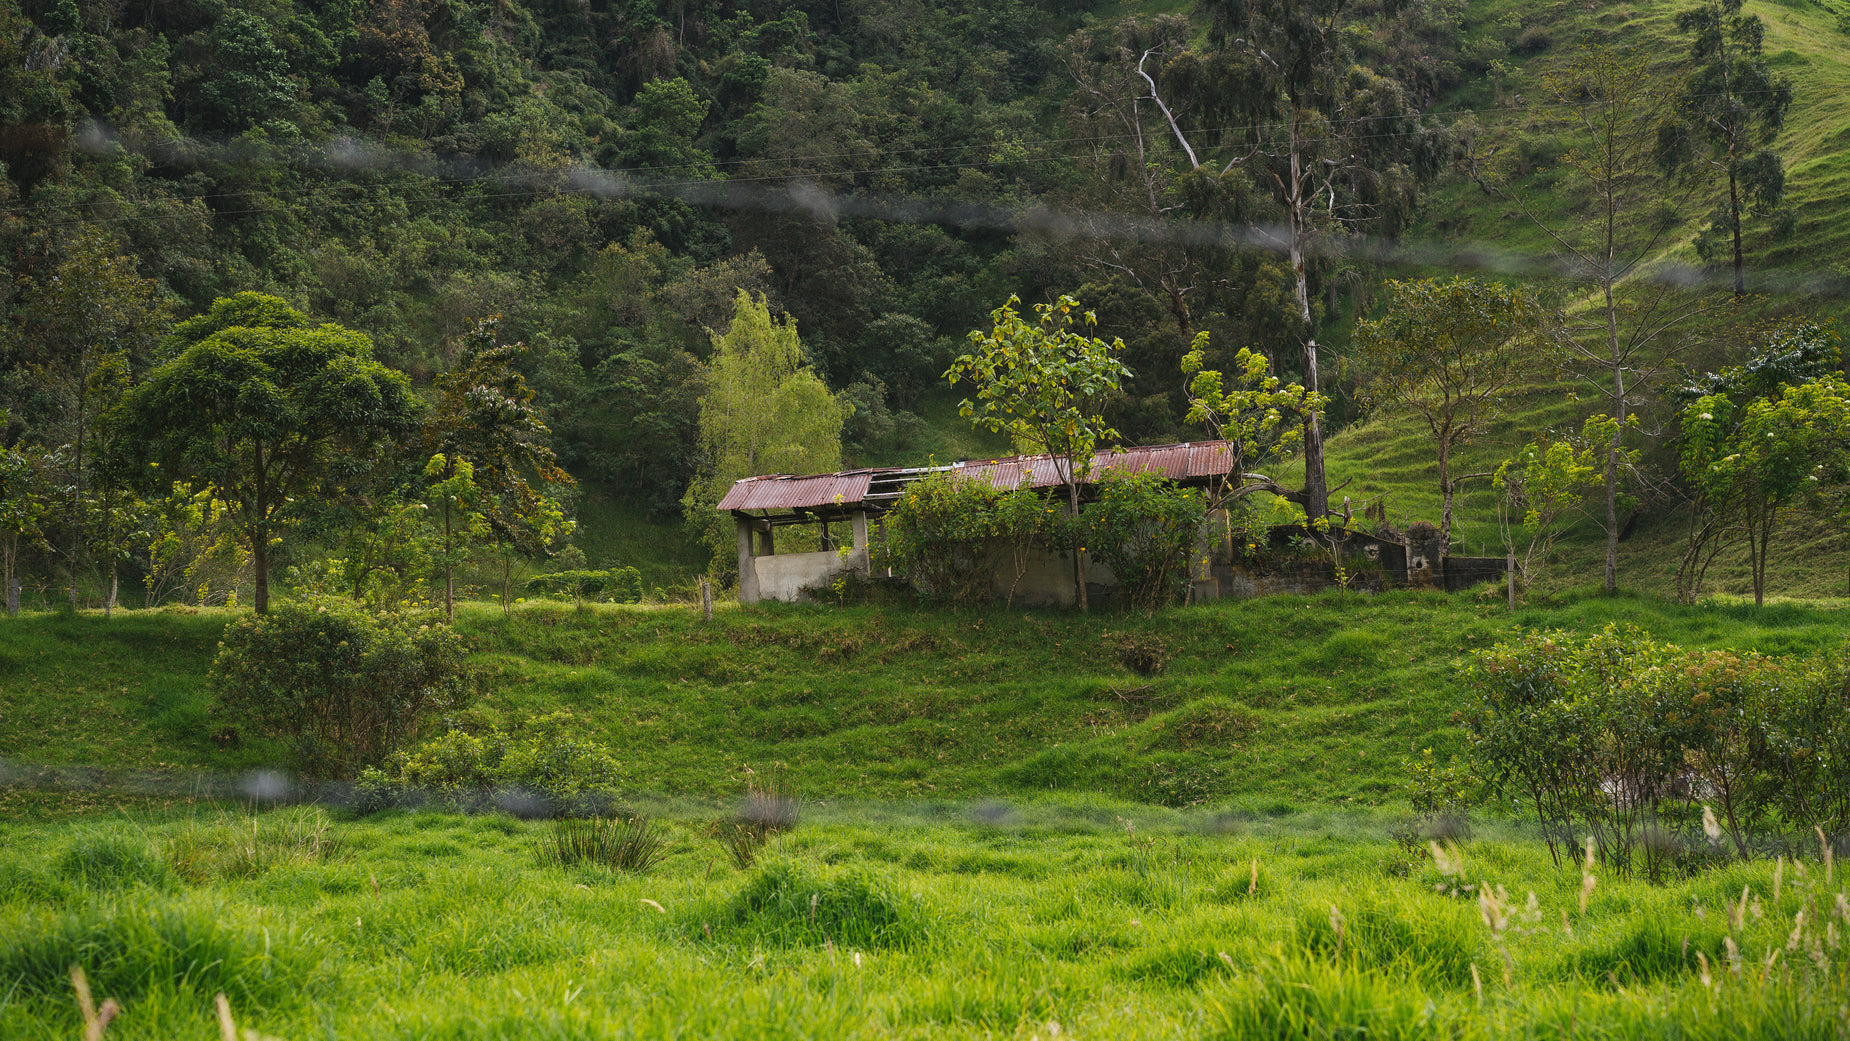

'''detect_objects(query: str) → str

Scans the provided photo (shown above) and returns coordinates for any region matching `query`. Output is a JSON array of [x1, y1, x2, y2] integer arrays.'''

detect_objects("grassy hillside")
[[5, 592, 1847, 822]]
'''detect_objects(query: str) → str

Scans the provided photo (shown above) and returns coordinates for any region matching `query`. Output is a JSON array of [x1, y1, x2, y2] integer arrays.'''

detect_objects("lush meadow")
[[0, 801, 1844, 1040], [3, 593, 1849, 1037]]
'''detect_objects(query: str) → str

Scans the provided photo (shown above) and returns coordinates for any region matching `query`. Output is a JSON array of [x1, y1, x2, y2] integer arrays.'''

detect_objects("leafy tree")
[[8, 229, 172, 608], [1657, 0, 1794, 296], [1180, 341, 1325, 512], [0, 435, 52, 617], [1680, 372, 1850, 606], [1494, 423, 1607, 592], [1512, 44, 1715, 594], [681, 291, 849, 574], [947, 294, 1131, 611], [1352, 278, 1558, 546], [117, 294, 421, 613], [424, 317, 574, 619], [190, 9, 296, 133]]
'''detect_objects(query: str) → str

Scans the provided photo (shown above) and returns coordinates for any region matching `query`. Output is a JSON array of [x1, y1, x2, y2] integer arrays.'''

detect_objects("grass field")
[[0, 801, 1843, 1040]]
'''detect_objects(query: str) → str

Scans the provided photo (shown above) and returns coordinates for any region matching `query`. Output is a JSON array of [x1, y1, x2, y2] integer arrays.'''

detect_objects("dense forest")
[[4, 0, 1848, 604]]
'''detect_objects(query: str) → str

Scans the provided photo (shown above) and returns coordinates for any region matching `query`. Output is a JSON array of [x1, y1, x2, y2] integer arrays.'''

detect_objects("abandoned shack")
[[716, 441, 1508, 605]]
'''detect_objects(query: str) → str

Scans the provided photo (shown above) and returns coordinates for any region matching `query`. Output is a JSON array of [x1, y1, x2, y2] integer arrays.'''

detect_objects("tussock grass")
[[537, 815, 666, 874]]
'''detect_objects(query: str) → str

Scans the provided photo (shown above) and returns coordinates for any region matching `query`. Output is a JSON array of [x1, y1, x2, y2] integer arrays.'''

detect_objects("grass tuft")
[[538, 815, 666, 874]]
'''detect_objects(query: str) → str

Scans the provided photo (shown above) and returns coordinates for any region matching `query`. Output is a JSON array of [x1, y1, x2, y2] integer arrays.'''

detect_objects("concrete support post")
[[851, 511, 871, 574], [756, 526, 775, 557], [736, 516, 760, 604]]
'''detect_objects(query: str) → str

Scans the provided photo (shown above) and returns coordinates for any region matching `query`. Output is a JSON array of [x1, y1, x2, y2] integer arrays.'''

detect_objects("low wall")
[[750, 547, 869, 602]]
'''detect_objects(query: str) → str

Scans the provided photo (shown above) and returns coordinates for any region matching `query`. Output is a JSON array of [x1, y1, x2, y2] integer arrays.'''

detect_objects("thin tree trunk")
[[1603, 278, 1626, 595], [1069, 479, 1089, 611], [1287, 104, 1328, 522], [443, 497, 455, 622], [252, 533, 269, 614]]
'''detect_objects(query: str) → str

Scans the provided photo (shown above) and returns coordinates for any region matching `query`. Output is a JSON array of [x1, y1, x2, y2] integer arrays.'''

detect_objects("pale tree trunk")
[[1604, 278, 1626, 595], [1286, 102, 1328, 521], [1068, 478, 1089, 612]]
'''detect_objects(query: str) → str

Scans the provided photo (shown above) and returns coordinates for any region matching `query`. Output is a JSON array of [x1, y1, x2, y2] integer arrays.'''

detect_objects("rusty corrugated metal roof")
[[716, 471, 875, 512], [719, 441, 1238, 514]]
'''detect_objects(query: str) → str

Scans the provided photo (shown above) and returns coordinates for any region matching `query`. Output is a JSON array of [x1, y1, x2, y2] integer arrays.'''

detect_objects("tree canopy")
[[117, 294, 421, 612]]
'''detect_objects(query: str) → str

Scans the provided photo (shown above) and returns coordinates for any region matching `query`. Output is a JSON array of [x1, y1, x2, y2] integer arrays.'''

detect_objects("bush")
[[1463, 625, 1850, 875], [1081, 471, 1204, 610], [211, 595, 476, 778], [524, 567, 643, 604], [878, 473, 1014, 604], [357, 711, 626, 817]]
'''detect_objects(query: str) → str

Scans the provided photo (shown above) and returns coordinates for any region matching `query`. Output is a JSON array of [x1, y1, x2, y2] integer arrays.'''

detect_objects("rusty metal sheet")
[[715, 442, 1239, 513], [717, 471, 875, 512]]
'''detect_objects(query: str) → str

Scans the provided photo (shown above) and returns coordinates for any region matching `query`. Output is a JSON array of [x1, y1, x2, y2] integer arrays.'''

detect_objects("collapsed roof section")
[[716, 440, 1241, 523]]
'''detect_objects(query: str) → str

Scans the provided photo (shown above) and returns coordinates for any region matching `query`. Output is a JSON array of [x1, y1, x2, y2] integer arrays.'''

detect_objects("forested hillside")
[[5, 0, 1850, 598]]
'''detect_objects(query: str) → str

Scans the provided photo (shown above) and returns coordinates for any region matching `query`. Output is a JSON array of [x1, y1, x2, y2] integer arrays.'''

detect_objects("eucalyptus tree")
[[1657, 0, 1794, 297], [1146, 0, 1444, 520]]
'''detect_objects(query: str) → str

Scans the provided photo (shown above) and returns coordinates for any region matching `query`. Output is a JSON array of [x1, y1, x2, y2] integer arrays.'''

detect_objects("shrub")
[[1463, 625, 1850, 875], [1081, 471, 1204, 610], [878, 473, 1010, 604], [211, 595, 476, 778], [524, 567, 643, 604], [357, 711, 626, 817]]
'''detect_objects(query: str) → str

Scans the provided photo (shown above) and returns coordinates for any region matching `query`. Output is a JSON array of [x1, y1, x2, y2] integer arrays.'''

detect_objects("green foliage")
[[1081, 471, 1203, 610], [877, 472, 1070, 605], [142, 480, 249, 608], [1352, 278, 1557, 544], [211, 595, 474, 778], [524, 566, 643, 604], [361, 711, 625, 816], [1181, 342, 1324, 508], [683, 292, 849, 576], [948, 295, 1129, 477], [1464, 624, 1850, 877], [1658, 0, 1795, 294], [949, 294, 1131, 610], [119, 295, 422, 613], [1677, 327, 1850, 604], [1494, 417, 1623, 591]]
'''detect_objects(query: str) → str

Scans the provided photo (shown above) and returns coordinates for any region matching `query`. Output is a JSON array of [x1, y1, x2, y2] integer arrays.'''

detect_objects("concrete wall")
[[749, 547, 870, 602], [739, 511, 872, 603]]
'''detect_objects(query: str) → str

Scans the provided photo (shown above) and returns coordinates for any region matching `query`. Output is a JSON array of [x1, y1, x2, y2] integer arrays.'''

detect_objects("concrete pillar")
[[756, 526, 775, 557], [851, 511, 871, 574], [736, 516, 760, 604]]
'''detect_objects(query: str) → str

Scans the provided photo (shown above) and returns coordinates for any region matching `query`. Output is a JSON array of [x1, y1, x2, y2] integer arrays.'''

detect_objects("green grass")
[[6, 591, 1849, 816], [0, 804, 1841, 1039]]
